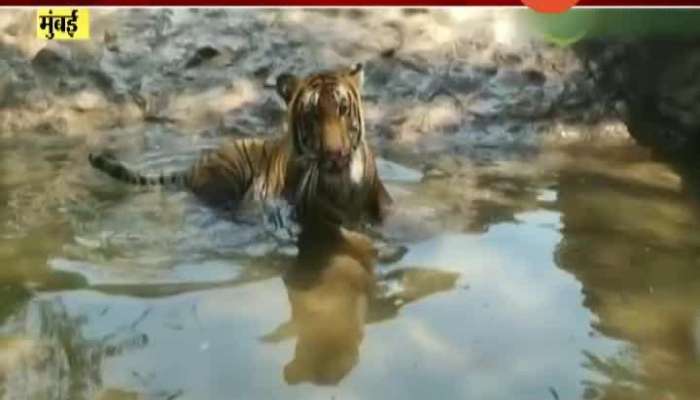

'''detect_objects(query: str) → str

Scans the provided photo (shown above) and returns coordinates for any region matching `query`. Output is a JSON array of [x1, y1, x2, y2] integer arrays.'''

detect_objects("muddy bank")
[[0, 9, 628, 153]]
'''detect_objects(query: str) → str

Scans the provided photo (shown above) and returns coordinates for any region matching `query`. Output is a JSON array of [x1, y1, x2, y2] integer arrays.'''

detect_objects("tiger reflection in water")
[[279, 226, 376, 385], [262, 224, 460, 385]]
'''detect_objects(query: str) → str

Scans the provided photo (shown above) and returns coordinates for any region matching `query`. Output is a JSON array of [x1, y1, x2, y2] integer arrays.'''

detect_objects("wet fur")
[[89, 64, 392, 228]]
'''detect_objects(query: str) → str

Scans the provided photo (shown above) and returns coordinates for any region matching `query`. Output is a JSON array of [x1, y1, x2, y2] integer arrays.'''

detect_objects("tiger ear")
[[348, 62, 364, 90], [276, 73, 301, 105]]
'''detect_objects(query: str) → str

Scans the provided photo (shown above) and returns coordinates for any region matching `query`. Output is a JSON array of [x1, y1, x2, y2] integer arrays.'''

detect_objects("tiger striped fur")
[[89, 63, 392, 228]]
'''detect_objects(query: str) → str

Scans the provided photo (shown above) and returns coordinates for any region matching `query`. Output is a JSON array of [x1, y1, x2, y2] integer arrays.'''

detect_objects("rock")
[[522, 68, 546, 85], [104, 30, 119, 52], [575, 38, 700, 162], [31, 46, 73, 75], [184, 46, 222, 69], [86, 68, 115, 92]]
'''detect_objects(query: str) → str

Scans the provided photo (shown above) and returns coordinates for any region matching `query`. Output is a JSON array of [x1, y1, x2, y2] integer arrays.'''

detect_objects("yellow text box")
[[36, 8, 90, 41]]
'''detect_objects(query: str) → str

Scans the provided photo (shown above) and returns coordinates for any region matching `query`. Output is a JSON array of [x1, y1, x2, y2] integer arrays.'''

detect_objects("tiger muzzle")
[[323, 150, 351, 173]]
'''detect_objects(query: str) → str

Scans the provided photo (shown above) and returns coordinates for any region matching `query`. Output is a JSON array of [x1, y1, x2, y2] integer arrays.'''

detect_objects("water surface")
[[2, 134, 699, 400]]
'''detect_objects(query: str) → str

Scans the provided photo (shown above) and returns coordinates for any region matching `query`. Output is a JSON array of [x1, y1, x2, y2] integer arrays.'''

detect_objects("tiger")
[[89, 63, 392, 231]]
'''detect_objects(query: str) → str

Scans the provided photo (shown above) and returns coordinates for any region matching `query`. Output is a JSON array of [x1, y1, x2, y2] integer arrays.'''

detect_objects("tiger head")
[[276, 64, 365, 175]]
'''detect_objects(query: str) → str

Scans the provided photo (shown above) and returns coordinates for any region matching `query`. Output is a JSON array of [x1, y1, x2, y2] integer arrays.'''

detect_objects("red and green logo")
[[522, 0, 580, 13]]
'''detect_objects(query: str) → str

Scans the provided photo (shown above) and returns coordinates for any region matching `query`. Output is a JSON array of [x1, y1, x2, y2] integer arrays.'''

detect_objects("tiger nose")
[[325, 149, 350, 168]]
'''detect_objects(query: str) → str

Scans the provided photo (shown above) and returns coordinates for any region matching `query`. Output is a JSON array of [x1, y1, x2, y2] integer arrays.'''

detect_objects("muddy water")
[[1, 7, 699, 400], [2, 133, 700, 400]]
